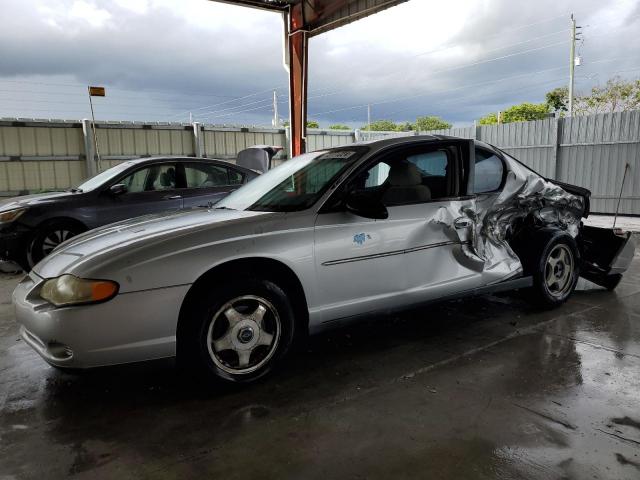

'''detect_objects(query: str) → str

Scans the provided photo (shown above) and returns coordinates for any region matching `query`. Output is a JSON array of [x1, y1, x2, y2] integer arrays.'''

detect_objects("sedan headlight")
[[40, 274, 119, 307], [0, 207, 27, 224]]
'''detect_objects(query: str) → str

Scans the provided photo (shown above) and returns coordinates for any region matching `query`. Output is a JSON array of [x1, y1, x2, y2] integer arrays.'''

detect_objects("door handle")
[[454, 217, 473, 229], [164, 195, 182, 200]]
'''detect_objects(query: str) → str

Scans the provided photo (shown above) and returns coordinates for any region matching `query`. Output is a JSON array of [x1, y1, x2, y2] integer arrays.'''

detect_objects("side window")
[[474, 149, 504, 193], [351, 147, 454, 206], [119, 164, 176, 193], [408, 151, 448, 177], [184, 163, 232, 188]]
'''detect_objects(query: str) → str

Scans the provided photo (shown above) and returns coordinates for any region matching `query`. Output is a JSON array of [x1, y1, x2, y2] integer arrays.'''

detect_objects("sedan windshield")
[[216, 148, 366, 212], [75, 161, 136, 192]]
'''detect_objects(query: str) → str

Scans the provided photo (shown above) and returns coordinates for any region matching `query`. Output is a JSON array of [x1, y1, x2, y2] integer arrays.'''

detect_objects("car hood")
[[0, 191, 78, 211], [33, 208, 270, 278]]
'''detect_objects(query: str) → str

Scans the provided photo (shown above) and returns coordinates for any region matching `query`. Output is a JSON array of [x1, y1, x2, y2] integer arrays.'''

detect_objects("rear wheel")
[[27, 220, 85, 268], [528, 230, 580, 308], [178, 276, 296, 384]]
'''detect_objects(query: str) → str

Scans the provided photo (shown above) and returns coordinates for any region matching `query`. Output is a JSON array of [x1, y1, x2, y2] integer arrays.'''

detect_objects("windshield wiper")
[[66, 188, 83, 193], [214, 206, 235, 211]]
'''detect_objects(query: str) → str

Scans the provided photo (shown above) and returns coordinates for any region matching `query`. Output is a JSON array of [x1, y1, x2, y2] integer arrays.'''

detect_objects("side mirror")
[[345, 191, 388, 220], [109, 184, 128, 196]]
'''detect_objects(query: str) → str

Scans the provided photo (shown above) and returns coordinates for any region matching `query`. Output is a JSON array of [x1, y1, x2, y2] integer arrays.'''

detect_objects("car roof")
[[350, 134, 465, 152], [122, 156, 255, 173]]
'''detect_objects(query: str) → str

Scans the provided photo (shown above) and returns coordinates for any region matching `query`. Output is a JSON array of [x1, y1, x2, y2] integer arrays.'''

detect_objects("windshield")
[[75, 161, 135, 192], [216, 148, 366, 212]]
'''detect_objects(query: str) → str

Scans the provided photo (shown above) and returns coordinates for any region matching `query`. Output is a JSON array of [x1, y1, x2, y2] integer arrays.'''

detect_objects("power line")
[[308, 12, 639, 101], [309, 31, 568, 100], [309, 13, 571, 97], [310, 41, 572, 117], [192, 94, 288, 118], [170, 86, 286, 118], [0, 78, 264, 100], [312, 54, 640, 120]]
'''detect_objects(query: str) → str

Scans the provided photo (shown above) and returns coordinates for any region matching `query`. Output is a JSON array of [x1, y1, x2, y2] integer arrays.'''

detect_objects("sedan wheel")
[[178, 275, 297, 384], [41, 228, 75, 256], [27, 221, 85, 268], [544, 244, 575, 298], [207, 295, 281, 375], [526, 229, 580, 308]]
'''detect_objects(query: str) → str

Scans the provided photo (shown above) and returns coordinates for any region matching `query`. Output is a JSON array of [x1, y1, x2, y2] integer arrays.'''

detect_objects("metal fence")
[[1, 111, 638, 214]]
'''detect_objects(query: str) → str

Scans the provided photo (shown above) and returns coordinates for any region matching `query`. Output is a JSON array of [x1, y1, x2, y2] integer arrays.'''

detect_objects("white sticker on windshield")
[[320, 151, 356, 159]]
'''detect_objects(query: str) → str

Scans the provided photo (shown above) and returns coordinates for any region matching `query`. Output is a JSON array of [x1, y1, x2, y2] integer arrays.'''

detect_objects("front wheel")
[[178, 276, 297, 384], [529, 231, 580, 308], [27, 220, 85, 268]]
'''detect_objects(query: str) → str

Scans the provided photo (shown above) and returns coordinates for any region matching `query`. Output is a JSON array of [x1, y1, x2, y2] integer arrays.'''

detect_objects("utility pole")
[[568, 14, 581, 116], [367, 104, 371, 131], [272, 90, 279, 127]]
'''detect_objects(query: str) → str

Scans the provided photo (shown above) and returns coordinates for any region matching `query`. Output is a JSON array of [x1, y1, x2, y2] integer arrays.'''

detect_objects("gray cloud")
[[0, 0, 638, 127]]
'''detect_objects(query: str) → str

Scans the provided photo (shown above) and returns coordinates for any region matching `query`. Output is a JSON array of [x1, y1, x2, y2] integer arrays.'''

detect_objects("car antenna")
[[612, 163, 630, 230]]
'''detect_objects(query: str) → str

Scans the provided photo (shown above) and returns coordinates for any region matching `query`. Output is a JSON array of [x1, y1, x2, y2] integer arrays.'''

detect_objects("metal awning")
[[210, 0, 410, 156], [214, 1, 409, 36]]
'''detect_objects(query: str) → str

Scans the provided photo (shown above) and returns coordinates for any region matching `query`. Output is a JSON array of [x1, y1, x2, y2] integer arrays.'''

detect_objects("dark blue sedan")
[[0, 156, 260, 270]]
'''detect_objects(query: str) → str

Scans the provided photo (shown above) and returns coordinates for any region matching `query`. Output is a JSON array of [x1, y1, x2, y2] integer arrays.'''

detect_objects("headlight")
[[40, 274, 119, 307], [0, 207, 27, 224]]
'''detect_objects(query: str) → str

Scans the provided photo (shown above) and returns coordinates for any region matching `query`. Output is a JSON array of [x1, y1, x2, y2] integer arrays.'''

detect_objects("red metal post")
[[288, 4, 308, 157]]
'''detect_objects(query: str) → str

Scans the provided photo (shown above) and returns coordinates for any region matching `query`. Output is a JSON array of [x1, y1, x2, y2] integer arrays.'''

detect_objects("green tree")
[[545, 87, 569, 114], [361, 119, 398, 131], [395, 122, 415, 132], [577, 76, 640, 114], [478, 103, 550, 125], [478, 112, 499, 125], [282, 120, 320, 128], [414, 116, 452, 131], [502, 103, 550, 122], [329, 124, 351, 130]]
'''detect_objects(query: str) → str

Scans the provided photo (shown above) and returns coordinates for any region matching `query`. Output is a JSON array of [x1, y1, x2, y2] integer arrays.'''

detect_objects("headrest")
[[160, 172, 171, 187], [387, 162, 422, 186]]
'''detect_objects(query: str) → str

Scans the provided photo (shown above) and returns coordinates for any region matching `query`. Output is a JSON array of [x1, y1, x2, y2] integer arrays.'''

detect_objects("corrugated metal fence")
[[1, 111, 639, 214]]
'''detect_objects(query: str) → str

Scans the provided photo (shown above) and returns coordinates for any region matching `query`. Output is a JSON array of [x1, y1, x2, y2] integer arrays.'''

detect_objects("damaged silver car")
[[13, 136, 635, 383]]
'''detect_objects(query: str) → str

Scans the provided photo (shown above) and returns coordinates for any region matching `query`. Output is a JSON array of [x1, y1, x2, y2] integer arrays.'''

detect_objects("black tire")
[[27, 220, 85, 268], [522, 229, 580, 308], [178, 275, 296, 384]]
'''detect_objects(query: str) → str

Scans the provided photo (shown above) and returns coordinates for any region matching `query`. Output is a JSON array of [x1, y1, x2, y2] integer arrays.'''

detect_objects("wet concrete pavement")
[[1, 255, 639, 479]]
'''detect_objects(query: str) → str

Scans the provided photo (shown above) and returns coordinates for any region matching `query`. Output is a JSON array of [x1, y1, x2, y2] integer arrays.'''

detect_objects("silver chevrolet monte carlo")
[[13, 136, 635, 383]]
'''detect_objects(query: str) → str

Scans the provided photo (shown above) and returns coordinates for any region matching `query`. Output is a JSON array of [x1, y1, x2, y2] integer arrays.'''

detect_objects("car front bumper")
[[13, 271, 191, 368]]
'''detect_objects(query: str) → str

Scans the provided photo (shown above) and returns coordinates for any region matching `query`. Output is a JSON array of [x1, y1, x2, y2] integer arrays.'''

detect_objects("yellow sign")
[[88, 86, 106, 97]]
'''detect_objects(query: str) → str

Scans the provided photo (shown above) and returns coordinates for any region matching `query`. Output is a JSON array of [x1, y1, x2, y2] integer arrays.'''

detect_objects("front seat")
[[382, 162, 431, 206], [159, 167, 176, 189]]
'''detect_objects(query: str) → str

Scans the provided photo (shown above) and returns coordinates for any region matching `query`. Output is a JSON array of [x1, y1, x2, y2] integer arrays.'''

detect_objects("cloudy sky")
[[1, 0, 639, 127]]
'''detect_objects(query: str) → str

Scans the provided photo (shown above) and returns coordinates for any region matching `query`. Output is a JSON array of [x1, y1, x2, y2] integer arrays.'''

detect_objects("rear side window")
[[474, 149, 504, 193], [183, 163, 244, 188]]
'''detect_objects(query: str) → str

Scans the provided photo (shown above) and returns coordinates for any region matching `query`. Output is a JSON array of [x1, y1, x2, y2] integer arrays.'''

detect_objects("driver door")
[[95, 162, 183, 226], [313, 140, 481, 324]]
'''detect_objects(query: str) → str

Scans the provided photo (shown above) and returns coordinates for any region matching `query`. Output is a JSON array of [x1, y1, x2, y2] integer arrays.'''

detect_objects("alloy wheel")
[[42, 229, 75, 256], [544, 244, 574, 298], [206, 295, 281, 375]]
